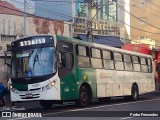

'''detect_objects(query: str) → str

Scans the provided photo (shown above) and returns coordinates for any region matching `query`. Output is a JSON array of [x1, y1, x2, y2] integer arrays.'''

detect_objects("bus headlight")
[[46, 81, 56, 89], [10, 86, 18, 93], [10, 85, 13, 89]]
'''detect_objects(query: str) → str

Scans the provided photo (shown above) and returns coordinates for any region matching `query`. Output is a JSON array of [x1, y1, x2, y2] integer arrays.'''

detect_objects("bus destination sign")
[[20, 38, 46, 46], [12, 36, 54, 48]]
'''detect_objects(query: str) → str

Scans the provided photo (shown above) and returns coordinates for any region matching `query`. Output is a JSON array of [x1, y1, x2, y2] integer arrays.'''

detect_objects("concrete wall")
[[130, 0, 160, 42]]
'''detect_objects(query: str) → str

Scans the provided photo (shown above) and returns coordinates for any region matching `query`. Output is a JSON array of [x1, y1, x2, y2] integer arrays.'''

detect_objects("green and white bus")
[[5, 35, 155, 108]]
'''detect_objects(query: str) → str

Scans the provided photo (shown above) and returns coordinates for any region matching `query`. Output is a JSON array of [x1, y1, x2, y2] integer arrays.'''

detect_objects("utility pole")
[[87, 0, 93, 42], [24, 0, 27, 36]]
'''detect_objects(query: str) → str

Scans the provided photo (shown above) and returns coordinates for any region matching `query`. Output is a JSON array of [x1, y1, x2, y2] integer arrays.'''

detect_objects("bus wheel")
[[131, 85, 139, 101], [75, 86, 90, 107], [39, 100, 53, 108]]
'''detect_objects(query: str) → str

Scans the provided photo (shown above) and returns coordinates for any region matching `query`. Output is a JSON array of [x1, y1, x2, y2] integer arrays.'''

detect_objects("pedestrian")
[[0, 82, 7, 106]]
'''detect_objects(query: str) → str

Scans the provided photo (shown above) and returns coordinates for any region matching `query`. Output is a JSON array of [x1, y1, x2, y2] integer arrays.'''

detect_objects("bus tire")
[[39, 100, 53, 108], [131, 85, 139, 101], [75, 86, 91, 107]]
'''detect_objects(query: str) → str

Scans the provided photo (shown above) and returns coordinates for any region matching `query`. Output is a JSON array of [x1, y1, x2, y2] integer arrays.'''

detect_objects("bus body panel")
[[10, 74, 61, 102], [76, 68, 97, 98]]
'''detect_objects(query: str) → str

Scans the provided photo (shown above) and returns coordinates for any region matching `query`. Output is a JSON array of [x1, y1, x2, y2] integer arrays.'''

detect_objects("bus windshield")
[[12, 47, 56, 78]]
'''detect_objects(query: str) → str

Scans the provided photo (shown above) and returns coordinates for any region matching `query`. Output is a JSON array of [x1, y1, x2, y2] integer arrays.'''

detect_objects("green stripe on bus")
[[12, 83, 28, 91]]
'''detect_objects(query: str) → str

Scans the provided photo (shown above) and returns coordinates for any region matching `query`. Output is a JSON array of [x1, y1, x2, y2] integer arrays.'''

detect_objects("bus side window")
[[141, 57, 148, 72], [147, 58, 152, 73], [76, 45, 90, 68], [102, 50, 114, 70], [114, 52, 124, 71], [91, 48, 103, 69], [132, 56, 141, 72], [123, 54, 132, 71]]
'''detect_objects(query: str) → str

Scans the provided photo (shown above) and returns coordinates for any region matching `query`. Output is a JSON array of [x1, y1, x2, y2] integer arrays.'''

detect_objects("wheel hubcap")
[[80, 92, 88, 104], [134, 90, 137, 99]]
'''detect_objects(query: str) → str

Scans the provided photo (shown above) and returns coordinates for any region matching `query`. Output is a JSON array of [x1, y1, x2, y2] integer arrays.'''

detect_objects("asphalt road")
[[1, 91, 160, 120]]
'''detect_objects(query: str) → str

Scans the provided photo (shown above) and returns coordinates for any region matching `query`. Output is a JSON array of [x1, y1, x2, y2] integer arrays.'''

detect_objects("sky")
[[3, 0, 35, 14], [2, 0, 72, 21]]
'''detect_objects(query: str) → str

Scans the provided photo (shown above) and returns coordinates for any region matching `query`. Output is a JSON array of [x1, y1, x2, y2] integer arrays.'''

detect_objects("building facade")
[[130, 0, 160, 49], [35, 0, 123, 40], [117, 0, 131, 43], [35, 0, 118, 22]]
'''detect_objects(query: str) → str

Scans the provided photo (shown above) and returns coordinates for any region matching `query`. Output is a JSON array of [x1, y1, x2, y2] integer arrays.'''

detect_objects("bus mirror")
[[4, 50, 11, 67]]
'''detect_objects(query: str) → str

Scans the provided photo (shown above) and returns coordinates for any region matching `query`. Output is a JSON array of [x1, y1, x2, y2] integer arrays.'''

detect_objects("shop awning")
[[76, 34, 124, 48]]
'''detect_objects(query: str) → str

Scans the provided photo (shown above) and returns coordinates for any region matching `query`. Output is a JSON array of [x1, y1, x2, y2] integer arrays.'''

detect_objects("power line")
[[145, 0, 160, 9], [101, 5, 159, 35], [29, 0, 73, 3], [2, 0, 160, 42], [117, 3, 160, 31], [2, 1, 160, 50], [0, 1, 158, 49], [132, 0, 160, 13], [9, 0, 73, 19], [0, 3, 73, 26], [118, 1, 160, 18]]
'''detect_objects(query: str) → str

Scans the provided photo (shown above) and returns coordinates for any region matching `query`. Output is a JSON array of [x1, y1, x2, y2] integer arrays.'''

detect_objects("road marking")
[[43, 98, 160, 116], [7, 97, 160, 120], [70, 98, 160, 111], [7, 118, 28, 120], [121, 117, 132, 120]]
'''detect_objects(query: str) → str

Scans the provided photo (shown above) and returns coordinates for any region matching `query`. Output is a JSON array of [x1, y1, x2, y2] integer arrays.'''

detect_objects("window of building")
[[1, 35, 16, 42], [102, 0, 117, 21]]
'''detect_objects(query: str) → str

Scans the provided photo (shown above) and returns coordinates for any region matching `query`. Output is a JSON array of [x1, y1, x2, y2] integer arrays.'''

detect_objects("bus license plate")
[[25, 93, 33, 98]]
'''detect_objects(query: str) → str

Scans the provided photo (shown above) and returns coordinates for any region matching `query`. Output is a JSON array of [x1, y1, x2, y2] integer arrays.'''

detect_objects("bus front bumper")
[[10, 87, 59, 102]]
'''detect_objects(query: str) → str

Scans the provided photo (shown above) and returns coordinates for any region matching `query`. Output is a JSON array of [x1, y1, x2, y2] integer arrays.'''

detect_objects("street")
[[1, 91, 160, 120]]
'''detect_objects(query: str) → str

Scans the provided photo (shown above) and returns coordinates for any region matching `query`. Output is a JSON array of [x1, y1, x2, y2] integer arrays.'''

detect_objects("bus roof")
[[12, 34, 152, 58], [56, 35, 152, 58], [12, 34, 53, 43]]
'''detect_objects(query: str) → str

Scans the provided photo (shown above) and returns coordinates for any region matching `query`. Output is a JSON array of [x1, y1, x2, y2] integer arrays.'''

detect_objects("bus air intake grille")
[[19, 93, 40, 99], [29, 88, 41, 91], [21, 96, 40, 99]]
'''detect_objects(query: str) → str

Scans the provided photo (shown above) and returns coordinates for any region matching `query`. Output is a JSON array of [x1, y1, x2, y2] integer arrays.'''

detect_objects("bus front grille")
[[19, 93, 40, 99]]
